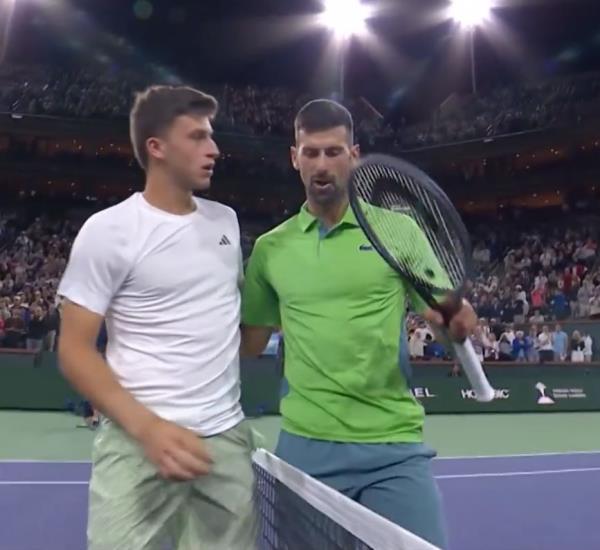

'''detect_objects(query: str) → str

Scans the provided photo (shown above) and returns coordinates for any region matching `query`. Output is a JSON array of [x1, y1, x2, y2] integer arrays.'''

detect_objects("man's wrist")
[[122, 407, 159, 441]]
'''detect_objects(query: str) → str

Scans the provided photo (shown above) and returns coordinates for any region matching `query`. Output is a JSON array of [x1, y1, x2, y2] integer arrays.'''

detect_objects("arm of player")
[[240, 236, 280, 357], [59, 302, 211, 480], [58, 216, 211, 480], [241, 325, 274, 357], [58, 301, 156, 440]]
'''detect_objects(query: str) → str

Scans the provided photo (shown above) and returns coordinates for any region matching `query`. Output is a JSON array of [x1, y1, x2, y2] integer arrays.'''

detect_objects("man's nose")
[[208, 139, 220, 160], [315, 151, 329, 171]]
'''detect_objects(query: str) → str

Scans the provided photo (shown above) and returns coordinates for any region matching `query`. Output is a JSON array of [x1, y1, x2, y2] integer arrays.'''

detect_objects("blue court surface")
[[1, 451, 599, 550]]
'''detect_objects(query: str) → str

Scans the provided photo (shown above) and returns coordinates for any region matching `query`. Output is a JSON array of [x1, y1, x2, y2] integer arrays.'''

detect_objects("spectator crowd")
[[405, 212, 600, 363], [407, 315, 594, 364], [0, 211, 76, 351], [388, 72, 600, 149], [468, 222, 600, 324], [1, 65, 600, 149], [2, 201, 600, 364]]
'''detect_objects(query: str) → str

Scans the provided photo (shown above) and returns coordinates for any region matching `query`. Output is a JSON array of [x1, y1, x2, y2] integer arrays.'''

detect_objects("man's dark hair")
[[294, 99, 354, 143], [130, 85, 218, 170]]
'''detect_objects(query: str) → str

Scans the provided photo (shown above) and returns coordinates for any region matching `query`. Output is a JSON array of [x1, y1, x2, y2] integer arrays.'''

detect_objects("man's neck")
[[306, 198, 349, 230], [143, 172, 196, 215]]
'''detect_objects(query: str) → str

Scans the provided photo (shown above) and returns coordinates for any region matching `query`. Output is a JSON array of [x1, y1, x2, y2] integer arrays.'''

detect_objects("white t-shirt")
[[501, 330, 516, 345], [583, 335, 593, 356], [414, 327, 432, 342], [537, 332, 553, 351], [590, 296, 600, 317], [409, 331, 425, 358], [58, 193, 244, 436], [516, 290, 528, 305]]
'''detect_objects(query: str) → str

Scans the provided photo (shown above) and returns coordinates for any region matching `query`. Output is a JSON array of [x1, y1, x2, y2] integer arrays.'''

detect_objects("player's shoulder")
[[254, 214, 300, 248], [194, 197, 239, 225], [69, 196, 139, 264], [79, 194, 139, 236]]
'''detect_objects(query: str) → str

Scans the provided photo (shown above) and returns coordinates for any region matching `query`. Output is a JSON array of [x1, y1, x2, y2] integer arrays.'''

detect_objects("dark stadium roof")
[[5, 0, 600, 116]]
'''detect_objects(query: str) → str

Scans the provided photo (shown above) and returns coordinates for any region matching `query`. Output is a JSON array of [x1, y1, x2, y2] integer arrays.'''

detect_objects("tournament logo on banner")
[[535, 382, 555, 405], [535, 381, 587, 405]]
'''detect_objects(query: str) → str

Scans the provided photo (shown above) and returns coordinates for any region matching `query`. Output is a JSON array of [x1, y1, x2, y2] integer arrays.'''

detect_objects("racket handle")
[[452, 339, 495, 402]]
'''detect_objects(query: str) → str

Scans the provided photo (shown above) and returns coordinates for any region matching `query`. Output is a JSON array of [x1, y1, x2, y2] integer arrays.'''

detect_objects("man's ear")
[[350, 143, 360, 164], [147, 137, 166, 162], [290, 146, 299, 171]]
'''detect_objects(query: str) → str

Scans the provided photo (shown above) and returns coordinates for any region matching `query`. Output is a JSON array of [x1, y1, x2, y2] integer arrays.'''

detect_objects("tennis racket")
[[349, 154, 495, 402]]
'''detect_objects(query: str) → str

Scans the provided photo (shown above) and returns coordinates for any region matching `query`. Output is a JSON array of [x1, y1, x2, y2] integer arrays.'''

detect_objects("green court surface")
[[1, 411, 599, 460]]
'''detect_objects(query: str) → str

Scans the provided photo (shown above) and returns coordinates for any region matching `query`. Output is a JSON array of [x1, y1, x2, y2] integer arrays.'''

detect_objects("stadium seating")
[[2, 65, 599, 148]]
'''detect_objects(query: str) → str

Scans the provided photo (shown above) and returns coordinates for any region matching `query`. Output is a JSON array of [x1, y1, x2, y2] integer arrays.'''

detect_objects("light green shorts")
[[88, 419, 259, 550]]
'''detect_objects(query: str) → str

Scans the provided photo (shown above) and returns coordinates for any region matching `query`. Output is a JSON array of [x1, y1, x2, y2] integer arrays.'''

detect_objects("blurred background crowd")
[[1, 61, 600, 361], [1, 65, 600, 148]]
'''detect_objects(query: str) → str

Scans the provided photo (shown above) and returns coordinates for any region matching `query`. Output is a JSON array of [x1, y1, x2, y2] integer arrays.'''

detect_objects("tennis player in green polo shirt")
[[241, 99, 476, 549]]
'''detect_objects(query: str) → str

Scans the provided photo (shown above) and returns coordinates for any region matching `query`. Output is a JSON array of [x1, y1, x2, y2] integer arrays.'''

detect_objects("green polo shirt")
[[242, 204, 430, 443]]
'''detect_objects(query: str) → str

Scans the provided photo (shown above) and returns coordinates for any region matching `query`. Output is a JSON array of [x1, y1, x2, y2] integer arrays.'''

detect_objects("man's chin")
[[191, 178, 212, 192], [309, 191, 342, 206]]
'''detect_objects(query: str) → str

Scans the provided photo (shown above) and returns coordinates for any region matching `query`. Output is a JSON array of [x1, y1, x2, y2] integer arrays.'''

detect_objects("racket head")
[[349, 154, 473, 313]]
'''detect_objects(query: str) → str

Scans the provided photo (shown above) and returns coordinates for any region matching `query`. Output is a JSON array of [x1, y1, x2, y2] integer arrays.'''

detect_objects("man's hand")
[[423, 299, 478, 342], [59, 300, 213, 482], [136, 417, 213, 481], [241, 325, 274, 357]]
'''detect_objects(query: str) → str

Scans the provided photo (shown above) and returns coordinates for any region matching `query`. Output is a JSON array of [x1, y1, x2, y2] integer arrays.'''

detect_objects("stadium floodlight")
[[0, 0, 16, 64], [319, 0, 373, 100], [449, 0, 494, 95], [449, 0, 492, 28], [320, 0, 372, 39]]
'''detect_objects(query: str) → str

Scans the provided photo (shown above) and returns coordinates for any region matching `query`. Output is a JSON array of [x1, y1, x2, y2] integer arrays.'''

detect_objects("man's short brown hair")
[[294, 99, 354, 143], [129, 85, 218, 170]]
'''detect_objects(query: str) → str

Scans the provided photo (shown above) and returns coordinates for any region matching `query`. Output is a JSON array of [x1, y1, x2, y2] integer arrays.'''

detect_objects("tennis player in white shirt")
[[58, 86, 257, 550]]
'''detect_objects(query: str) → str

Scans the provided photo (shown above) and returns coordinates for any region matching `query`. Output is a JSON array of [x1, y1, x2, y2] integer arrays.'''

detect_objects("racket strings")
[[394, 169, 465, 281], [370, 172, 436, 277], [381, 166, 460, 273], [353, 166, 466, 291]]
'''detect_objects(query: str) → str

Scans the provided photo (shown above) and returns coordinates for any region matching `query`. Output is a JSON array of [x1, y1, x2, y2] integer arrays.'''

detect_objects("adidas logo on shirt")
[[219, 235, 231, 246]]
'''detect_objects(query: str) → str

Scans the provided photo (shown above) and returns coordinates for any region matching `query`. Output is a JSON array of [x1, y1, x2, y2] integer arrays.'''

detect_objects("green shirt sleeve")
[[241, 237, 281, 327]]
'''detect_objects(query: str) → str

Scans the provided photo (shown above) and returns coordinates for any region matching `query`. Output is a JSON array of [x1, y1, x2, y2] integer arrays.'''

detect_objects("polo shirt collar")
[[297, 202, 360, 233]]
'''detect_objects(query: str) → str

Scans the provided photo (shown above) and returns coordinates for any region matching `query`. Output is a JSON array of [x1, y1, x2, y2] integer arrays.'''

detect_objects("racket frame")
[[348, 154, 496, 402], [349, 154, 473, 321]]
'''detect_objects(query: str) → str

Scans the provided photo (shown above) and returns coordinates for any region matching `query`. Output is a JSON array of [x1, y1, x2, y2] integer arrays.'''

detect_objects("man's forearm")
[[240, 325, 275, 358], [59, 345, 157, 439]]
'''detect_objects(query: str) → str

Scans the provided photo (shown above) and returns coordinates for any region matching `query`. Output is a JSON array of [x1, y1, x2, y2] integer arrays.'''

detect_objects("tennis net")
[[252, 449, 441, 550]]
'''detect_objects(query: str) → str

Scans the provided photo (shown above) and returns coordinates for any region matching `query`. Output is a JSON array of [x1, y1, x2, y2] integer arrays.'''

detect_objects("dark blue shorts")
[[275, 431, 448, 549]]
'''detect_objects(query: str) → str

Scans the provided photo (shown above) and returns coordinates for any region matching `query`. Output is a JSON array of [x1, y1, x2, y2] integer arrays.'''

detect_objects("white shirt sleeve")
[[58, 215, 132, 316], [233, 213, 244, 289]]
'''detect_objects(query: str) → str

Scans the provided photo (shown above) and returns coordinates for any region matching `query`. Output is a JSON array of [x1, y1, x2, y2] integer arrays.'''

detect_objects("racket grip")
[[452, 339, 495, 402]]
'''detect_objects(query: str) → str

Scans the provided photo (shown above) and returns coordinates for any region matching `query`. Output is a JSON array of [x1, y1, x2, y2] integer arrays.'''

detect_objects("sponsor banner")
[[461, 388, 510, 400], [411, 387, 437, 399], [409, 365, 600, 413]]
